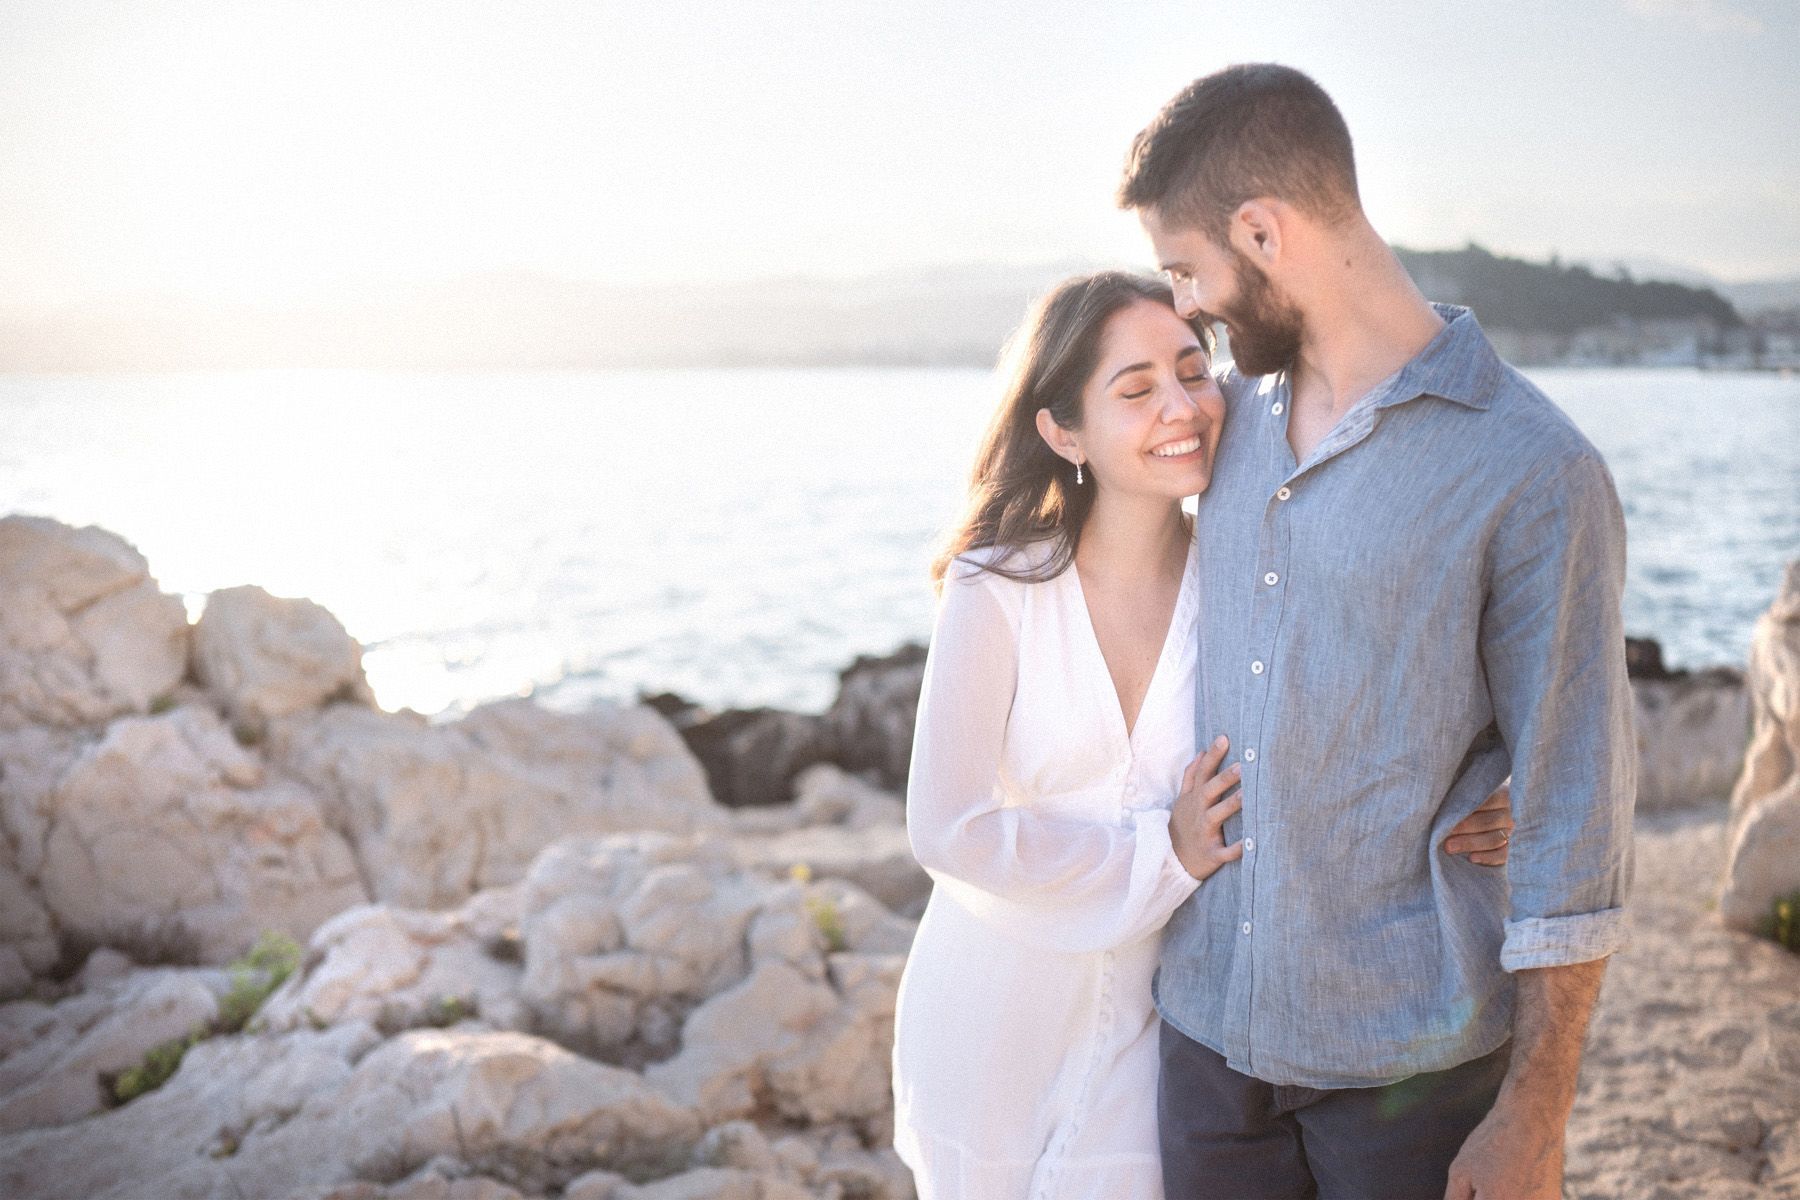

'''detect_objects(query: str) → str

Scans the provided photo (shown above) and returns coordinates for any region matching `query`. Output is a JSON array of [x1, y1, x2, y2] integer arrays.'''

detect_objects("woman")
[[889, 272, 1513, 1200]]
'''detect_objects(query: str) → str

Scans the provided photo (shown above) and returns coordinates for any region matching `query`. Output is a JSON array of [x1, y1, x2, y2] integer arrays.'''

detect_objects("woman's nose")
[[1162, 378, 1204, 419]]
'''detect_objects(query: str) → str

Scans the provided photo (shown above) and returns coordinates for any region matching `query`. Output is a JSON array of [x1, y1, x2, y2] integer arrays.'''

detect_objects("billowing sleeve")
[[1480, 452, 1636, 971], [905, 557, 1202, 954]]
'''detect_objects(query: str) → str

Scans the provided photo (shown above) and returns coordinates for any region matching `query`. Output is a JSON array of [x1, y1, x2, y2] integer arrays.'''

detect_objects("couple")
[[889, 64, 1635, 1200]]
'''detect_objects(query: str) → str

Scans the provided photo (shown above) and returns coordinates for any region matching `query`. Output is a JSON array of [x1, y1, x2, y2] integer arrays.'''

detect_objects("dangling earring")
[[1075, 459, 1084, 485]]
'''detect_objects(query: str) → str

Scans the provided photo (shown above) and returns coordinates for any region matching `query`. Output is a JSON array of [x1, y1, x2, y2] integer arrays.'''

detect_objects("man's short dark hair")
[[1117, 63, 1361, 244]]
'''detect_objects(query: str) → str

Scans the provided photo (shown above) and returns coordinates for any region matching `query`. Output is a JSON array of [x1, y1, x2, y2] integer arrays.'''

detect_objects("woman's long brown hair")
[[930, 270, 1213, 590]]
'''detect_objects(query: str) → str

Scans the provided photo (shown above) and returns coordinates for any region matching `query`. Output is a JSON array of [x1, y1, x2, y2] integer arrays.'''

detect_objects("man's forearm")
[[1498, 957, 1608, 1113]]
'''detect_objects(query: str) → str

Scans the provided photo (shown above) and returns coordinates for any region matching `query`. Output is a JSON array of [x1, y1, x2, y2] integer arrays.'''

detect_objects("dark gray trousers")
[[1158, 1019, 1512, 1200]]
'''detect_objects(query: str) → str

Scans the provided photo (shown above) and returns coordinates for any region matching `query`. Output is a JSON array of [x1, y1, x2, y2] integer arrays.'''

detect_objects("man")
[[1116, 64, 1635, 1199]]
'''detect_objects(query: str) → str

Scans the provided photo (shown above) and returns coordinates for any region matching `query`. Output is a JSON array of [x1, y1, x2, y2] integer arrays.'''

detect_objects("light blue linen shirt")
[[1153, 303, 1636, 1088]]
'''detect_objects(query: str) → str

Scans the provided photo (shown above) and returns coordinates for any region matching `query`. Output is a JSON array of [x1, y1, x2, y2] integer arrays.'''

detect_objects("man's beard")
[[1219, 251, 1304, 377]]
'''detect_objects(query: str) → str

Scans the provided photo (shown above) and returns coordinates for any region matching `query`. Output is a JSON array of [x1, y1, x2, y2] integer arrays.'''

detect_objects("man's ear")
[[1230, 199, 1282, 263], [1035, 407, 1079, 464]]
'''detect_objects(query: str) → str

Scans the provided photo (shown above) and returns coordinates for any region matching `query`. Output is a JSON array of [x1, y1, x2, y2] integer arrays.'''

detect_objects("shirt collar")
[[1373, 303, 1504, 412]]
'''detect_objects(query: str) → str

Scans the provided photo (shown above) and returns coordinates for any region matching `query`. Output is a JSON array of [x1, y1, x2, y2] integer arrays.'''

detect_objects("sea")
[[2, 366, 1796, 718]]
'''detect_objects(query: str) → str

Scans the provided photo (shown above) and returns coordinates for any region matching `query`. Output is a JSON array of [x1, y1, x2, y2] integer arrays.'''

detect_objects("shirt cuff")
[[1132, 807, 1206, 898], [1500, 907, 1628, 971]]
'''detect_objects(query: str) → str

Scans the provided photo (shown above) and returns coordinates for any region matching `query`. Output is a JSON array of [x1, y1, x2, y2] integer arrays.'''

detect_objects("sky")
[[1, 0, 1796, 309]]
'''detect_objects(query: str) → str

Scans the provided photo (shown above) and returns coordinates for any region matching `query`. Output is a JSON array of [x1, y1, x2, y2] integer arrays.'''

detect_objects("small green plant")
[[217, 931, 303, 1033], [107, 930, 305, 1107], [426, 995, 474, 1027], [804, 893, 847, 954], [1770, 890, 1800, 953], [111, 1024, 205, 1104], [230, 721, 263, 747], [148, 693, 177, 715]]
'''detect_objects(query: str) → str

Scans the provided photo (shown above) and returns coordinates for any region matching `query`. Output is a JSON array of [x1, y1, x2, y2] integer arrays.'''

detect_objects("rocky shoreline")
[[1, 513, 1796, 1199]]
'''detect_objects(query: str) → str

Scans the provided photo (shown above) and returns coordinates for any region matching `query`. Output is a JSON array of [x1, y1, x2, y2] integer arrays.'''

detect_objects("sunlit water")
[[2, 367, 1795, 717]]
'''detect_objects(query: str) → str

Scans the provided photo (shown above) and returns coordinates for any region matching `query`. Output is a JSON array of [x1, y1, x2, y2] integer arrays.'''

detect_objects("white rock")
[[0, 851, 57, 996], [269, 704, 722, 910], [2, 1022, 702, 1200], [251, 1029, 701, 1194], [729, 824, 927, 917], [0, 967, 218, 1133], [790, 764, 905, 831], [30, 705, 367, 963], [616, 1168, 810, 1200], [1632, 673, 1752, 811], [191, 585, 377, 733], [0, 516, 188, 732], [563, 1170, 632, 1200], [457, 698, 720, 832], [764, 954, 904, 1126], [260, 903, 524, 1036], [1720, 780, 1800, 932], [518, 837, 769, 1061], [1721, 561, 1800, 932], [646, 960, 840, 1123], [0, 1021, 381, 1200], [285, 1174, 533, 1200]]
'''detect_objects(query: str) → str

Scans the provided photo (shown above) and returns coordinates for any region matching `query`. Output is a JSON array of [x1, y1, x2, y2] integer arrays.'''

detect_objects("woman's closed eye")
[[1123, 372, 1207, 401]]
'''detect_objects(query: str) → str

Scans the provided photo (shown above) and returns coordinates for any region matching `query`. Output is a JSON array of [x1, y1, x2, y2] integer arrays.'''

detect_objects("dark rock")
[[638, 691, 699, 722], [1626, 637, 1676, 681], [649, 700, 830, 809], [821, 643, 927, 791], [640, 645, 927, 807]]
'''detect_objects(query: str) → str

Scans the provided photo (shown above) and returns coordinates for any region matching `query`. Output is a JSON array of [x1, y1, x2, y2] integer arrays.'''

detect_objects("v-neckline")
[[1066, 534, 1196, 748]]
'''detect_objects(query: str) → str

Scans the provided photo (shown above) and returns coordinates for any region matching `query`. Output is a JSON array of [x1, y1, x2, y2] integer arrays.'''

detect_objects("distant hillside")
[[1396, 244, 1742, 332], [0, 248, 1758, 372]]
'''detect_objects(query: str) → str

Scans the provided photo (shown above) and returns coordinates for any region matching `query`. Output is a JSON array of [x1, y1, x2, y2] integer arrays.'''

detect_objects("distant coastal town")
[[1398, 245, 1800, 370]]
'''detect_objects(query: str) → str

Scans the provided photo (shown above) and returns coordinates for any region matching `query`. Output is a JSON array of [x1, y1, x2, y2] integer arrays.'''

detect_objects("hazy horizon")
[[3, 0, 1797, 314]]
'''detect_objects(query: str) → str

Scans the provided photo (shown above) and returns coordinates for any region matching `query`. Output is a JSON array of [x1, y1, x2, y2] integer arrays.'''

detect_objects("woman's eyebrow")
[[1105, 361, 1154, 386]]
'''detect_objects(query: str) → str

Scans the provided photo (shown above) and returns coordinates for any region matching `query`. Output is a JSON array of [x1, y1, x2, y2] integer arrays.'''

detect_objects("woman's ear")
[[1035, 407, 1080, 465]]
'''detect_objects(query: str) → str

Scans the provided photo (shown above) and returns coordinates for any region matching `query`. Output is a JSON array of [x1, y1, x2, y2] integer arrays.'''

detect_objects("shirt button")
[[1242, 921, 1253, 935], [1244, 837, 1256, 852], [1243, 748, 1257, 762], [1251, 660, 1265, 675], [1263, 572, 1279, 586], [1277, 486, 1292, 501], [1271, 402, 1284, 415]]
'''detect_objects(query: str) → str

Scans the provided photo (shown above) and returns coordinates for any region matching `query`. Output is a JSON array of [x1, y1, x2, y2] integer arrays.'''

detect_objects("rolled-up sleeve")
[[1479, 452, 1636, 971]]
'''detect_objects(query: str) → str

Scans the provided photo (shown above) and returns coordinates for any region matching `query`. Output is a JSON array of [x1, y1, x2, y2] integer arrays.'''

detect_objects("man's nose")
[[1170, 279, 1201, 319]]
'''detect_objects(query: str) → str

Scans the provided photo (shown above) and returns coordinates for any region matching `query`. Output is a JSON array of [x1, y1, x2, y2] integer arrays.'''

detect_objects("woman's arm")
[[905, 561, 1214, 954]]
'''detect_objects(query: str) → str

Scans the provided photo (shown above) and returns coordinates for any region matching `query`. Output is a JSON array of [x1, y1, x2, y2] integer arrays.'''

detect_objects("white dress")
[[891, 537, 1203, 1200]]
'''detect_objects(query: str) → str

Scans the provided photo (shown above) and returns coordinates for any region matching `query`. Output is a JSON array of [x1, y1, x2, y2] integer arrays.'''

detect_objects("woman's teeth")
[[1151, 436, 1202, 458]]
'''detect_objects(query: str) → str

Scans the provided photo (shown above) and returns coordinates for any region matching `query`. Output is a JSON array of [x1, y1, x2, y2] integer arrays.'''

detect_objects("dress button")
[[1277, 487, 1292, 501], [1243, 748, 1257, 762], [1251, 660, 1265, 675], [1271, 402, 1284, 415], [1242, 921, 1253, 935], [1244, 837, 1256, 852], [1263, 572, 1279, 586]]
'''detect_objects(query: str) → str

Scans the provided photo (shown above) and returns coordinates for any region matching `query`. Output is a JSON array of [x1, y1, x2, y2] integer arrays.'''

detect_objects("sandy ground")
[[1565, 799, 1800, 1199]]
